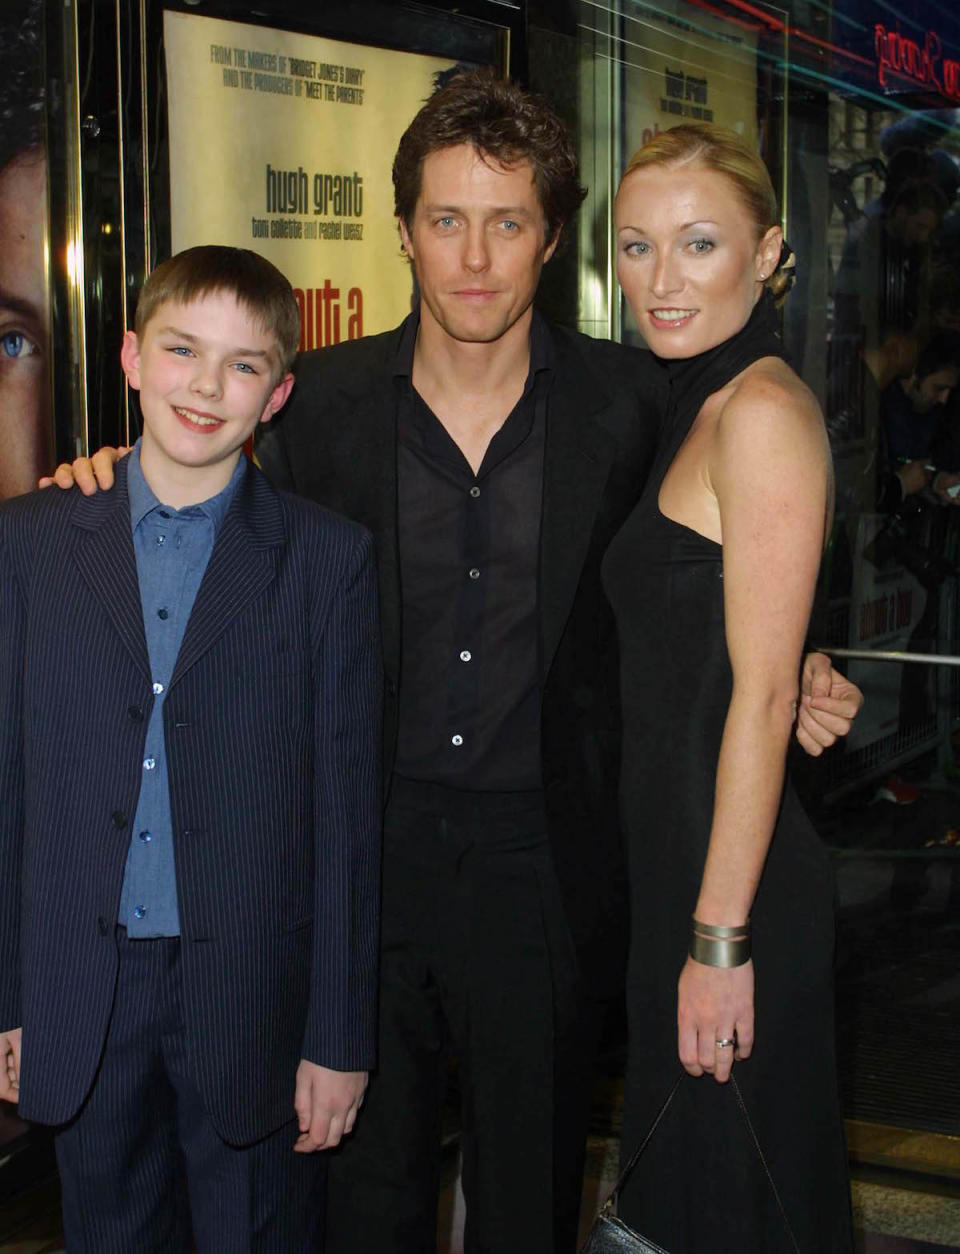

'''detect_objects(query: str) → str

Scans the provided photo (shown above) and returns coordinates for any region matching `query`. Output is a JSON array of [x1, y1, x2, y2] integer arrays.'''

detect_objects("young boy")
[[0, 245, 381, 1251]]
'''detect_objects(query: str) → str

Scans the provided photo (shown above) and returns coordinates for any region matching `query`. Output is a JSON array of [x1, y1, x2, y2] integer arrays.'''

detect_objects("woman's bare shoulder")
[[707, 356, 830, 502], [716, 356, 822, 432]]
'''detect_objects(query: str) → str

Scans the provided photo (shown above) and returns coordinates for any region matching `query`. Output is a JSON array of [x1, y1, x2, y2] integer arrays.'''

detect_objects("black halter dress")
[[601, 296, 853, 1252]]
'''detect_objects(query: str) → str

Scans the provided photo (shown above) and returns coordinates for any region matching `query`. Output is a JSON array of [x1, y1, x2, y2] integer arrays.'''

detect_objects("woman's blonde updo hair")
[[621, 122, 793, 302]]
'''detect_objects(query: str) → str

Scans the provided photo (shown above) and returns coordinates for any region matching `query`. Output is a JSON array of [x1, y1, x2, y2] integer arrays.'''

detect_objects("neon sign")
[[874, 24, 960, 101]]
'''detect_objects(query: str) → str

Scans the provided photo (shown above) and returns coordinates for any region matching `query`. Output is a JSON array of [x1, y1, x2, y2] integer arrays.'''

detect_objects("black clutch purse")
[[579, 1073, 800, 1254]]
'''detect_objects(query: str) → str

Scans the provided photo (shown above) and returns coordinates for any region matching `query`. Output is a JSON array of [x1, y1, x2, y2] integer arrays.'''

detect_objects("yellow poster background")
[[164, 12, 456, 347]]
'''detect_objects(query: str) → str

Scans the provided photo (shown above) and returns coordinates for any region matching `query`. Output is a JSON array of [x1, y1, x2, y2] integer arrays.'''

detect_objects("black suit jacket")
[[256, 316, 668, 991], [0, 457, 382, 1143]]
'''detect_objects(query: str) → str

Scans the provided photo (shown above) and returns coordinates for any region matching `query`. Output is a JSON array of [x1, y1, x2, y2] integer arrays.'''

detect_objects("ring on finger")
[[715, 1037, 736, 1048]]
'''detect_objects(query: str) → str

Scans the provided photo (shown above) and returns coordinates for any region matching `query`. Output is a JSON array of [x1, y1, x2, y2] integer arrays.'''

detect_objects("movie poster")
[[164, 12, 456, 349], [0, 0, 51, 500], [618, 0, 761, 159]]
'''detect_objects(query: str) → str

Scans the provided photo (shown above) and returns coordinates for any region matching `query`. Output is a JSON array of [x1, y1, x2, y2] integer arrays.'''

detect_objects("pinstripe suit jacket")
[[0, 456, 382, 1144], [256, 315, 668, 995]]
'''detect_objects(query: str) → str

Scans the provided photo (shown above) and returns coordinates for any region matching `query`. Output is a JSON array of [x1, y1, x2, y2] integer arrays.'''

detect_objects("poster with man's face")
[[0, 0, 51, 500], [163, 12, 456, 347]]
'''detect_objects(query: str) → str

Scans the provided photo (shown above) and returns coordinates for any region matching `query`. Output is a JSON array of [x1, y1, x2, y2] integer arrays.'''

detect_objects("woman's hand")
[[677, 956, 754, 1083]]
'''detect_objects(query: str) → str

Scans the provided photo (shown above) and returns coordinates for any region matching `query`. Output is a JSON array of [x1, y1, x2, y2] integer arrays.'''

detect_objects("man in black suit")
[[1, 247, 382, 1252], [54, 74, 859, 1253]]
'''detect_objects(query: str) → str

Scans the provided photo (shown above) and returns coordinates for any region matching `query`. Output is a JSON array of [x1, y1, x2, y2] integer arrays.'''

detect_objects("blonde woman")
[[603, 124, 852, 1251]]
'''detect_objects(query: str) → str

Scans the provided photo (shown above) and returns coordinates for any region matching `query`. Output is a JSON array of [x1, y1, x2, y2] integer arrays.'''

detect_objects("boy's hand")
[[38, 446, 128, 494], [293, 1061, 367, 1152], [0, 1028, 22, 1103], [796, 652, 863, 756]]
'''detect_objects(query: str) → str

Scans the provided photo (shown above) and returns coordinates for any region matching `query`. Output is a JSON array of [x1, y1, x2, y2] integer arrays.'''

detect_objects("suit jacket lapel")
[[171, 461, 284, 689], [72, 459, 151, 682], [539, 344, 619, 682]]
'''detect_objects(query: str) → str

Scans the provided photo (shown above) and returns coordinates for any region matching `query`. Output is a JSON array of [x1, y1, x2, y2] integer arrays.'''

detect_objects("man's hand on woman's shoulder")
[[796, 652, 864, 756]]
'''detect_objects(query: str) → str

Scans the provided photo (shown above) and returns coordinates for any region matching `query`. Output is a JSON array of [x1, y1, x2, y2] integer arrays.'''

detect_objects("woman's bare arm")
[[677, 365, 831, 1083]]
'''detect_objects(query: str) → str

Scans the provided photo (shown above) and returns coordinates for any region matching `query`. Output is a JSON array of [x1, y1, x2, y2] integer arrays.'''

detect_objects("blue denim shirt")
[[118, 443, 244, 936]]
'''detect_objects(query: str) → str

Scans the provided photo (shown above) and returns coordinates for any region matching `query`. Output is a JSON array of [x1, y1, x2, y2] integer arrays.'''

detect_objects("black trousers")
[[53, 929, 324, 1253], [325, 778, 592, 1254]]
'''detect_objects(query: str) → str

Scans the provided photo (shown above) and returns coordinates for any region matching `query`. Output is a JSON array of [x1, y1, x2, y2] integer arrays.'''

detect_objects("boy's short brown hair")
[[134, 246, 301, 375], [392, 69, 586, 249]]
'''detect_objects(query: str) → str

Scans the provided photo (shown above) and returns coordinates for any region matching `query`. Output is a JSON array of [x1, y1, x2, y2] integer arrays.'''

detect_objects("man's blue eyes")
[[435, 218, 519, 230]]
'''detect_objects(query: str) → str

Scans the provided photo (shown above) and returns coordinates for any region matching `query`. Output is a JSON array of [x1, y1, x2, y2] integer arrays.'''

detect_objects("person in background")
[[834, 151, 947, 361], [882, 329, 960, 468]]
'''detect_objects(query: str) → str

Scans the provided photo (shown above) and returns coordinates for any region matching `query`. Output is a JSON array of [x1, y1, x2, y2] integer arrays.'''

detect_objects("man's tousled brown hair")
[[134, 245, 301, 375], [392, 69, 586, 247]]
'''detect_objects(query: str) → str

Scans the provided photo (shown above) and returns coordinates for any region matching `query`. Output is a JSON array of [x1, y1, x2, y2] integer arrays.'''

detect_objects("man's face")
[[0, 152, 50, 499], [120, 292, 292, 487], [906, 365, 960, 413], [890, 204, 940, 247], [398, 144, 557, 346]]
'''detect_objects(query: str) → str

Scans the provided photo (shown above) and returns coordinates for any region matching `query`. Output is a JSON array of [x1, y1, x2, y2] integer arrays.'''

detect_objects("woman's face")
[[614, 161, 780, 359]]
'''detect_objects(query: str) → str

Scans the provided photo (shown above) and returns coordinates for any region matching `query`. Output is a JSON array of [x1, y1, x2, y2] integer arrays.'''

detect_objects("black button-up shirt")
[[393, 312, 551, 790]]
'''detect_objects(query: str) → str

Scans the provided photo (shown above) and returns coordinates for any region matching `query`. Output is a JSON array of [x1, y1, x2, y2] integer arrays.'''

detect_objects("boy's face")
[[120, 291, 292, 482]]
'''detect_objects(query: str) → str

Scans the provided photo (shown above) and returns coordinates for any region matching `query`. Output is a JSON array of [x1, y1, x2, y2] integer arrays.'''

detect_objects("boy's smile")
[[172, 405, 226, 431], [120, 291, 293, 506]]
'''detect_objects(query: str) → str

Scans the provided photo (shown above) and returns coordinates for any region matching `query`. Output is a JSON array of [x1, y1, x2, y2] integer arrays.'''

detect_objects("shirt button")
[[143, 757, 156, 771], [469, 486, 481, 498], [451, 734, 464, 746], [139, 830, 152, 843], [133, 905, 147, 920], [152, 682, 164, 695], [159, 510, 171, 519], [156, 535, 166, 546], [468, 568, 480, 580], [459, 650, 472, 662], [157, 608, 169, 620]]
